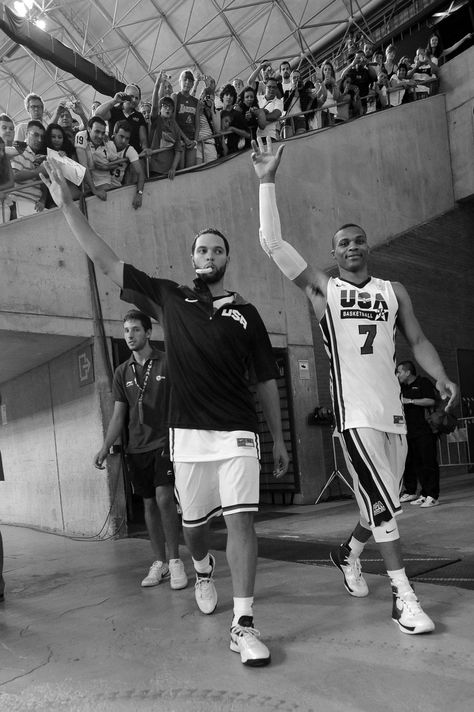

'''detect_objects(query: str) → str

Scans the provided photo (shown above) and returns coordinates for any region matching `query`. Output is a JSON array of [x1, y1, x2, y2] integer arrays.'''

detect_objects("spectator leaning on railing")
[[148, 94, 183, 181], [234, 86, 265, 146], [340, 50, 377, 114], [10, 120, 48, 218], [0, 115, 17, 221], [256, 77, 283, 141], [96, 84, 150, 156], [74, 116, 109, 201], [171, 70, 201, 169], [0, 137, 15, 223], [219, 84, 250, 153], [407, 48, 439, 99]]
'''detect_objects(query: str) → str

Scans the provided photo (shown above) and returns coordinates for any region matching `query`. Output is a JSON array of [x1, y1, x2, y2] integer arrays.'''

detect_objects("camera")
[[122, 94, 133, 101]]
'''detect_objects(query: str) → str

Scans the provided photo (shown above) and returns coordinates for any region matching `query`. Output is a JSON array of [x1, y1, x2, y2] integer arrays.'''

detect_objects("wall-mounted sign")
[[77, 345, 94, 386]]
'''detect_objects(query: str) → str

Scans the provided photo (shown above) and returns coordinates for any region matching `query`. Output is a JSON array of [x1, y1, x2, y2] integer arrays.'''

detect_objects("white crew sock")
[[193, 554, 211, 575], [232, 596, 254, 627]]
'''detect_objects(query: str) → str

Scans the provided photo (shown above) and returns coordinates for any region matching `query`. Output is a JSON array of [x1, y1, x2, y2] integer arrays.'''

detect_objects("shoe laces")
[[344, 556, 363, 581], [195, 576, 214, 596], [232, 623, 261, 640], [149, 560, 164, 573], [398, 590, 422, 615]]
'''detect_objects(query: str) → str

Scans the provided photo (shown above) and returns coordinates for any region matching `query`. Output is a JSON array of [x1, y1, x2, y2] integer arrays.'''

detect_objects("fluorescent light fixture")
[[35, 18, 46, 30]]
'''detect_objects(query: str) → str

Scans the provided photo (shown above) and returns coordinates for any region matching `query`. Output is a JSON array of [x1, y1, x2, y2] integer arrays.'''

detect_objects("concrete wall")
[[440, 45, 474, 202], [0, 339, 123, 535]]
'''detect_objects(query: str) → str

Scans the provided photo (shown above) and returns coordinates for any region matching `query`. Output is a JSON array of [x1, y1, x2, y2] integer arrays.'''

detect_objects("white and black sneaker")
[[391, 586, 435, 635], [230, 616, 271, 667], [194, 553, 218, 614], [330, 544, 369, 597]]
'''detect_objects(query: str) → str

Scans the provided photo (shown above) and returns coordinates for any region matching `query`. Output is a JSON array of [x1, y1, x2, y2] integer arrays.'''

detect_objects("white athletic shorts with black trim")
[[173, 457, 260, 528], [338, 428, 407, 528]]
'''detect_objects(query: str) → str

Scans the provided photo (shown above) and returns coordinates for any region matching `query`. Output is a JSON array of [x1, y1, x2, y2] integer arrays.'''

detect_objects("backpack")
[[425, 400, 458, 435]]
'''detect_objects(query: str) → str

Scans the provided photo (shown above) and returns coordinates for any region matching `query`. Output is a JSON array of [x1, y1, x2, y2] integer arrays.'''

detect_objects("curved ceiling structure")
[[0, 0, 394, 123]]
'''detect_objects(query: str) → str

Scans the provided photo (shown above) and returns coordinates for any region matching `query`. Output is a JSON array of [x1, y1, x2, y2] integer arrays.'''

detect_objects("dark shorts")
[[126, 449, 174, 499]]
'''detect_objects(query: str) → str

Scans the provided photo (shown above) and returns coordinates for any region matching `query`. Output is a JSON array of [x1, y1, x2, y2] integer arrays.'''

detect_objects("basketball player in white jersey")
[[251, 138, 458, 635]]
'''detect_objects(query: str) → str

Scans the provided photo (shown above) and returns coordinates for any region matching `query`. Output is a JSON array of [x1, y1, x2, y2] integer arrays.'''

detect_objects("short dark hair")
[[332, 223, 366, 248], [123, 310, 152, 332], [113, 119, 132, 135], [159, 96, 174, 108], [398, 360, 417, 375], [27, 120, 45, 133], [220, 84, 237, 103], [88, 115, 106, 130], [191, 227, 230, 256]]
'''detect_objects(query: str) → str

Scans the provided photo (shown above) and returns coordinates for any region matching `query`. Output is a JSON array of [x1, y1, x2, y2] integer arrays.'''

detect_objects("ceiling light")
[[35, 18, 46, 30], [13, 2, 28, 16], [24, 0, 34, 8]]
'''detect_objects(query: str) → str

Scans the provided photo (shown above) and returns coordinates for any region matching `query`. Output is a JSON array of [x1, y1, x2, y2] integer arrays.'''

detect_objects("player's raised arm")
[[251, 138, 329, 304], [40, 159, 124, 287]]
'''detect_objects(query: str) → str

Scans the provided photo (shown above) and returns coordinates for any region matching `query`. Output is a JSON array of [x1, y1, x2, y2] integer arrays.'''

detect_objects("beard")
[[195, 263, 227, 284]]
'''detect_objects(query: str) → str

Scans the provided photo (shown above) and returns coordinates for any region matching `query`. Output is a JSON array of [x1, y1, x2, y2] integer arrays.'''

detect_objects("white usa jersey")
[[320, 276, 406, 434]]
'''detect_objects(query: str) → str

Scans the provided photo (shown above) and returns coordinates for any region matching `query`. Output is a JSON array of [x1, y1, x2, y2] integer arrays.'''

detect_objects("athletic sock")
[[346, 536, 365, 562], [387, 568, 412, 595], [193, 554, 211, 575], [232, 596, 254, 627]]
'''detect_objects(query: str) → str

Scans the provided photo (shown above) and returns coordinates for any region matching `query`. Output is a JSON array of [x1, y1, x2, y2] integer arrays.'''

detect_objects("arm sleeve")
[[259, 182, 307, 280]]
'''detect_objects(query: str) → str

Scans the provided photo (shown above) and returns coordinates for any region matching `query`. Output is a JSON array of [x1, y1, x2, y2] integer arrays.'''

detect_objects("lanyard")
[[130, 360, 153, 425]]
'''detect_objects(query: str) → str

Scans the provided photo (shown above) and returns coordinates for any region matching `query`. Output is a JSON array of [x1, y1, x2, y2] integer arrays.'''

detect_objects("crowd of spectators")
[[0, 30, 472, 224]]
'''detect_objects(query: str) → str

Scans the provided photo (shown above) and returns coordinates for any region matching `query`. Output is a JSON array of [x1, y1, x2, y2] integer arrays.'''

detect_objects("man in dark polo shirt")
[[340, 50, 377, 113], [94, 310, 187, 590], [41, 159, 289, 669], [396, 360, 440, 507]]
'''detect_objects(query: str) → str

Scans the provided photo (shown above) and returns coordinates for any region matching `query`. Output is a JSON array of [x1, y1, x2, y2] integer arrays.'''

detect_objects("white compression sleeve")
[[259, 182, 307, 280]]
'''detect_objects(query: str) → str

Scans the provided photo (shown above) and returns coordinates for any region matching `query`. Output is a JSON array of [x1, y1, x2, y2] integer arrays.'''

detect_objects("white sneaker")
[[141, 561, 170, 587], [410, 496, 426, 506], [391, 586, 435, 634], [420, 496, 439, 508], [169, 559, 188, 590], [330, 544, 369, 597], [400, 493, 418, 503], [194, 554, 218, 614], [230, 616, 271, 667]]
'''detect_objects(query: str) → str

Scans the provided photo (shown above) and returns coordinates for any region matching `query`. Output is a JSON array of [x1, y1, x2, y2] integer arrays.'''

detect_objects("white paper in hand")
[[47, 148, 86, 186]]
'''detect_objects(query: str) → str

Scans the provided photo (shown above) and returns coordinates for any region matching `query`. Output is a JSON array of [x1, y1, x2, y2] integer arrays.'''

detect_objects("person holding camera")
[[340, 50, 377, 114], [95, 84, 150, 156], [234, 86, 265, 146]]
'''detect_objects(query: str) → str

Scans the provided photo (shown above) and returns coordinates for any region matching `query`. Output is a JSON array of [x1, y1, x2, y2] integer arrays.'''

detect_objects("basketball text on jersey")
[[339, 289, 389, 321]]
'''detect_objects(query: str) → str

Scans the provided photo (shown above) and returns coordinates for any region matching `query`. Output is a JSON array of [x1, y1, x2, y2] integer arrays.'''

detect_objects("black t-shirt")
[[227, 109, 249, 154], [109, 106, 147, 153], [112, 349, 169, 452], [401, 375, 437, 438], [120, 264, 279, 432], [345, 66, 373, 97]]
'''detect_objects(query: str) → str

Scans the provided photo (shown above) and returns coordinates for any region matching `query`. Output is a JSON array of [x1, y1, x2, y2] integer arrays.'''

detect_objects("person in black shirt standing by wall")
[[396, 361, 440, 508]]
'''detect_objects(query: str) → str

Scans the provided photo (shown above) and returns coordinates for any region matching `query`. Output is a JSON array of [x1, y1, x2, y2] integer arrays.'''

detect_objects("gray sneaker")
[[194, 553, 217, 614]]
